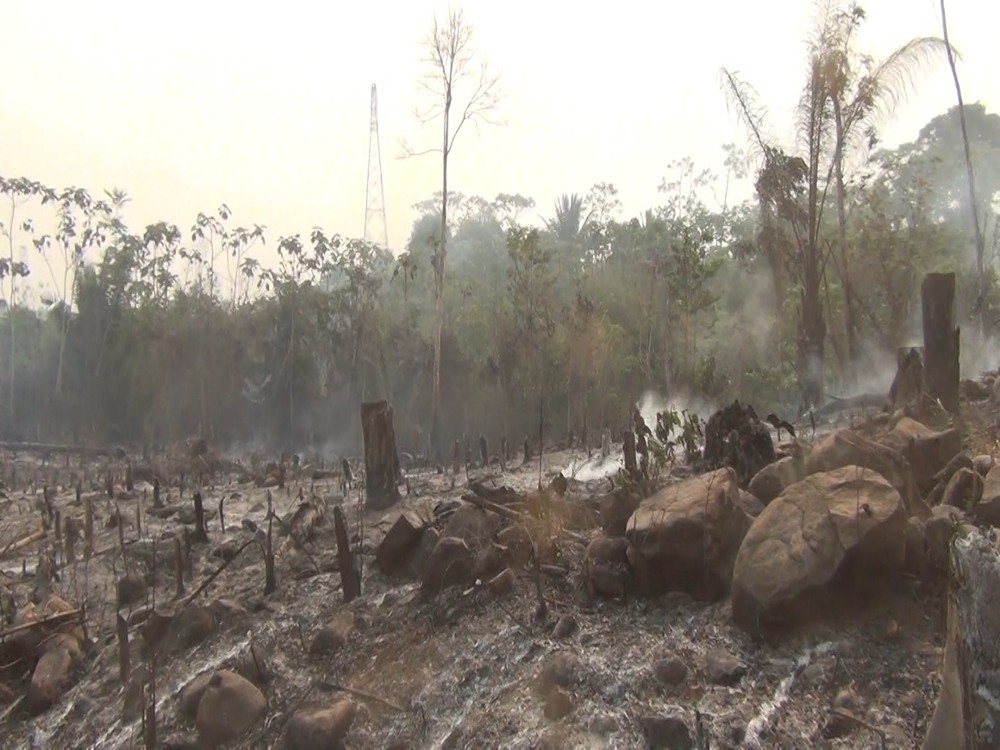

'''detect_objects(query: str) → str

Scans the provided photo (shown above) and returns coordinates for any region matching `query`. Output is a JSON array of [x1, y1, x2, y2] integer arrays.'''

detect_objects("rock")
[[157, 605, 217, 654], [536, 652, 584, 694], [747, 454, 805, 505], [583, 535, 632, 599], [879, 417, 962, 494], [962, 378, 990, 401], [973, 463, 1000, 527], [544, 686, 574, 721], [700, 400, 775, 487], [806, 429, 924, 516], [27, 634, 82, 714], [732, 466, 907, 633], [309, 611, 355, 655], [408, 526, 440, 578], [973, 455, 995, 477], [640, 712, 693, 749], [116, 573, 148, 608], [626, 468, 749, 600], [942, 468, 984, 511], [705, 649, 745, 685], [473, 545, 503, 579], [903, 517, 927, 577], [932, 452, 974, 488], [487, 567, 516, 597], [441, 505, 502, 552], [925, 505, 965, 570], [209, 598, 248, 623], [195, 670, 267, 747], [599, 489, 640, 536], [421, 537, 474, 596], [235, 642, 271, 685], [376, 510, 431, 576], [652, 657, 688, 687], [552, 614, 577, 639], [737, 490, 766, 519], [285, 699, 358, 750], [178, 672, 214, 721]]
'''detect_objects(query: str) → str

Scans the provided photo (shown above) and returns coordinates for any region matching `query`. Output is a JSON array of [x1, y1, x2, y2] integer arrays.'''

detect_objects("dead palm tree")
[[545, 193, 592, 243], [721, 0, 949, 402]]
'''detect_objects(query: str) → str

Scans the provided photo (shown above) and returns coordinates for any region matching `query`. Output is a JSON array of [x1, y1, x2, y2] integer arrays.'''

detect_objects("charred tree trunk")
[[890, 347, 924, 413], [333, 505, 360, 603], [361, 400, 401, 511], [922, 273, 961, 414], [923, 529, 1000, 749]]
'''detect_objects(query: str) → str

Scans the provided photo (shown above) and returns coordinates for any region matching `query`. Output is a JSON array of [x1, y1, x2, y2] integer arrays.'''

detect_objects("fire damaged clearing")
[[2, 359, 1000, 750]]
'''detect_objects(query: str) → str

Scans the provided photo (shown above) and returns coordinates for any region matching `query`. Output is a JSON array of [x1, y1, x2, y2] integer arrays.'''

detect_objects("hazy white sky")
[[1, 0, 996, 258]]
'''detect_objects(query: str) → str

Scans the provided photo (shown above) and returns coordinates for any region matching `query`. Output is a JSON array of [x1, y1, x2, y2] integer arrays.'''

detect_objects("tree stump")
[[923, 529, 1000, 749], [361, 400, 401, 511], [890, 346, 924, 412], [922, 272, 960, 413]]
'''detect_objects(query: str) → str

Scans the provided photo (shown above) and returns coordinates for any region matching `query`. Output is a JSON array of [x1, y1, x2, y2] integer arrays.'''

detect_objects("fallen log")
[[923, 528, 1000, 749], [0, 442, 114, 457], [0, 607, 81, 642], [468, 481, 521, 505], [0, 530, 47, 560]]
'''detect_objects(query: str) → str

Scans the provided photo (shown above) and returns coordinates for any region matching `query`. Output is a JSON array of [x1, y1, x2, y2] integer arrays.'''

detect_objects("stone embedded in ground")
[[536, 652, 584, 694], [234, 642, 271, 685], [732, 465, 907, 634], [639, 712, 693, 749], [737, 490, 766, 518], [195, 669, 267, 747], [420, 536, 474, 596], [116, 572, 147, 608], [156, 604, 217, 654], [309, 611, 355, 655], [285, 699, 358, 750], [925, 505, 965, 570], [942, 467, 983, 511], [973, 463, 1000, 527], [552, 614, 577, 639], [27, 633, 83, 714], [598, 488, 639, 536], [408, 526, 440, 578], [652, 657, 688, 687], [473, 544, 503, 580], [496, 524, 533, 568], [705, 648, 746, 685], [626, 468, 749, 600], [376, 510, 431, 576], [441, 505, 502, 552], [748, 454, 805, 506], [487, 567, 515, 597], [583, 535, 632, 599], [178, 671, 214, 722], [543, 685, 574, 720]]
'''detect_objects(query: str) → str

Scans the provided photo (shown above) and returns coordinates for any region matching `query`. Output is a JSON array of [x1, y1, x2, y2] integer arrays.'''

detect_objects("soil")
[[0, 399, 979, 749]]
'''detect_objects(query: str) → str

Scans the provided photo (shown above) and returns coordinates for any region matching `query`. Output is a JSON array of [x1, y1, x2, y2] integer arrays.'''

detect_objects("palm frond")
[[718, 67, 771, 163]]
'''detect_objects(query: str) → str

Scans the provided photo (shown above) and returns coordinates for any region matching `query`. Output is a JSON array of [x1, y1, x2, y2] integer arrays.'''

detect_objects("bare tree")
[[403, 6, 502, 456], [939, 0, 985, 327]]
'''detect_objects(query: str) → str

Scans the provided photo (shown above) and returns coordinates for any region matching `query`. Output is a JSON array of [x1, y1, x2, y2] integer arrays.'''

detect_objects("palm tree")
[[545, 193, 592, 243], [721, 0, 948, 401]]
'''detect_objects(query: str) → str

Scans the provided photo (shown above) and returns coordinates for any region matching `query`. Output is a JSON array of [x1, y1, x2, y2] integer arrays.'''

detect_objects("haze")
[[0, 0, 995, 255]]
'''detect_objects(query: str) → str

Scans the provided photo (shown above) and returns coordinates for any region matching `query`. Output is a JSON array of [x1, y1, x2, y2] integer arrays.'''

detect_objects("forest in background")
[[0, 100, 997, 458]]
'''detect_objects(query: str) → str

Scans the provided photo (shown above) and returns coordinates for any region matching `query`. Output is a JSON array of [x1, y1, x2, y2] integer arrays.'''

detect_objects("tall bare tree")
[[939, 0, 985, 326], [403, 6, 502, 455]]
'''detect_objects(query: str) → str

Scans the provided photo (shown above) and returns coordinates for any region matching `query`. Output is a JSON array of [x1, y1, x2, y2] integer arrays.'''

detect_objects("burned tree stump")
[[192, 492, 208, 544], [361, 401, 401, 511], [890, 346, 924, 412], [922, 272, 960, 413], [622, 430, 640, 484], [923, 529, 1000, 749], [701, 400, 774, 488], [333, 506, 360, 603], [479, 434, 488, 468]]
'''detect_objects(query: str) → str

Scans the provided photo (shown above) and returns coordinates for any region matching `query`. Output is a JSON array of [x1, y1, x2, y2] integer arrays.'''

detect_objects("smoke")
[[637, 389, 715, 429]]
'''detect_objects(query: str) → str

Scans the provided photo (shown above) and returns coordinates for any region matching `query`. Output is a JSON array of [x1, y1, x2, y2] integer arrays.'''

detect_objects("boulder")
[[626, 468, 749, 600], [941, 468, 984, 512], [583, 535, 632, 599], [308, 611, 355, 655], [878, 417, 962, 495], [973, 463, 1000, 527], [286, 700, 357, 750], [420, 537, 474, 596], [195, 670, 267, 746], [27, 633, 83, 714], [806, 429, 925, 517], [376, 510, 431, 576], [700, 400, 775, 487], [732, 466, 907, 633], [747, 454, 805, 505]]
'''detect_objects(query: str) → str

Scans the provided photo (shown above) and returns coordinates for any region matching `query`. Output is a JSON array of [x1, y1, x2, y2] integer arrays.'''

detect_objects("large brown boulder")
[[972, 463, 1000, 527], [625, 468, 749, 600], [878, 417, 962, 495], [195, 669, 267, 747], [732, 466, 907, 634], [806, 429, 925, 517], [747, 454, 805, 505]]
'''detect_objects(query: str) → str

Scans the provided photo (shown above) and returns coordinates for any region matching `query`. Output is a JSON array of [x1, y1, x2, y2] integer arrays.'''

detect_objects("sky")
[[0, 0, 996, 269]]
